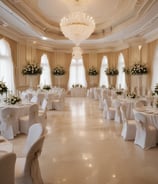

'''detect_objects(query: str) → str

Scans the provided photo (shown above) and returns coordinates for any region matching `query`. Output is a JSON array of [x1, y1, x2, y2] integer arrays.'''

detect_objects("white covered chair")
[[103, 98, 115, 120], [0, 107, 19, 139], [38, 98, 48, 129], [15, 135, 45, 184], [120, 104, 136, 140], [19, 104, 39, 134], [113, 99, 122, 123], [0, 152, 16, 184], [37, 93, 45, 106], [133, 109, 157, 149], [30, 95, 38, 103], [22, 123, 43, 157]]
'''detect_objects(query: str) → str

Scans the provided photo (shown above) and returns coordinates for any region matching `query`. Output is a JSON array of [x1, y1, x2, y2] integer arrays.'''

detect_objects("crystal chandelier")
[[72, 46, 82, 59], [60, 11, 95, 46]]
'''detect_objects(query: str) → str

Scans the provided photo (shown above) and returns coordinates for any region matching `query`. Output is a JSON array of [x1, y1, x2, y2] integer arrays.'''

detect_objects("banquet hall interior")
[[0, 0, 158, 184]]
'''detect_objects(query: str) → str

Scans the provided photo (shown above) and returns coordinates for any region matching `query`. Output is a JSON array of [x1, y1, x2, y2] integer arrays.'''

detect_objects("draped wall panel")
[[0, 32, 157, 91]]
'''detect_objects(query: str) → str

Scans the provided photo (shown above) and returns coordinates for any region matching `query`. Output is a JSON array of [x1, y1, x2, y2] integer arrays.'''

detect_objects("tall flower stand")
[[109, 76, 114, 88], [27, 75, 38, 90], [55, 75, 63, 87], [137, 75, 142, 96], [89, 75, 97, 87]]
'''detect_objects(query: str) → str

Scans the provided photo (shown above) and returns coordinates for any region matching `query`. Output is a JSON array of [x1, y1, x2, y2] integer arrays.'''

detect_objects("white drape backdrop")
[[99, 56, 109, 87], [68, 58, 87, 89], [39, 54, 52, 88], [0, 39, 15, 93], [116, 53, 127, 89]]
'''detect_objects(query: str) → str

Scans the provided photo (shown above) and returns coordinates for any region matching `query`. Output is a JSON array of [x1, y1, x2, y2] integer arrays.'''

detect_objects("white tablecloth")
[[0, 103, 32, 137]]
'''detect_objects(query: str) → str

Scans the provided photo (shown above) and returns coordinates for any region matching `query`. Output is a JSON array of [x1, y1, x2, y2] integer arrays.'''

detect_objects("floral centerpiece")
[[0, 81, 7, 95], [72, 84, 83, 88], [116, 89, 123, 95], [130, 63, 148, 75], [154, 83, 158, 95], [127, 92, 136, 99], [123, 67, 131, 75], [105, 67, 119, 76], [43, 85, 51, 90], [52, 65, 65, 76], [88, 66, 98, 76], [22, 63, 42, 75], [4, 95, 21, 105]]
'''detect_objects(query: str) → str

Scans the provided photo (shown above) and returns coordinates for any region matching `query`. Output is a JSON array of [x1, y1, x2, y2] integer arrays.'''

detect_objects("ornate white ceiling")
[[0, 0, 158, 52]]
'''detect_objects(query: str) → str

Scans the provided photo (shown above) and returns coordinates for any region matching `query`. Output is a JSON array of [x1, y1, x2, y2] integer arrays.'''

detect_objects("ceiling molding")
[[0, 0, 157, 53]]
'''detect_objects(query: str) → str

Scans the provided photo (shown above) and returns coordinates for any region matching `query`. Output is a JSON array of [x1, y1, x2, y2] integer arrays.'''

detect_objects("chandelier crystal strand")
[[72, 46, 82, 59], [60, 11, 95, 45]]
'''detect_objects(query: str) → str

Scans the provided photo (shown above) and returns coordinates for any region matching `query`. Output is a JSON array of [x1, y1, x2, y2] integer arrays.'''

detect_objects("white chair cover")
[[0, 152, 16, 184], [113, 100, 122, 123], [22, 123, 43, 156], [103, 98, 115, 120], [15, 136, 45, 184], [38, 98, 48, 129], [133, 109, 157, 149], [0, 107, 19, 139], [30, 95, 38, 103], [120, 104, 136, 140], [19, 104, 39, 134], [37, 93, 45, 106]]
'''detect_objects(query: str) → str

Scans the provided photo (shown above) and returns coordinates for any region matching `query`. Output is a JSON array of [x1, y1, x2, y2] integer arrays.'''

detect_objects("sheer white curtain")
[[151, 44, 158, 90], [99, 56, 109, 87], [116, 53, 127, 89], [68, 58, 87, 89], [39, 54, 52, 88], [0, 39, 15, 93]]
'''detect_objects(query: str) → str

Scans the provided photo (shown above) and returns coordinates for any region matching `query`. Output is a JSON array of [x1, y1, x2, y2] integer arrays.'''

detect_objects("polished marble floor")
[[13, 97, 158, 184]]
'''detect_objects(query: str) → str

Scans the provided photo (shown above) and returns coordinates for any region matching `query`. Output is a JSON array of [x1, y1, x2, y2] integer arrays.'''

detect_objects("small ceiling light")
[[41, 36, 47, 40]]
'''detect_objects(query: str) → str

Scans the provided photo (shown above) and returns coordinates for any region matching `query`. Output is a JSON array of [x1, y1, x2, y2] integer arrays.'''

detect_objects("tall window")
[[0, 38, 15, 93], [151, 44, 158, 90], [116, 53, 126, 89], [39, 54, 52, 87], [68, 58, 87, 89], [99, 56, 109, 87]]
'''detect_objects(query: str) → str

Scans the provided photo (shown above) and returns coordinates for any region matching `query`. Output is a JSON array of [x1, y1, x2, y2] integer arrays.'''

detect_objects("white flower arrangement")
[[43, 85, 51, 90], [130, 63, 148, 75], [0, 81, 8, 95], [52, 65, 65, 76], [154, 83, 158, 95], [72, 84, 83, 88], [88, 66, 98, 76], [22, 63, 42, 75], [127, 92, 136, 99], [105, 67, 119, 76], [4, 95, 21, 105], [123, 67, 131, 75]]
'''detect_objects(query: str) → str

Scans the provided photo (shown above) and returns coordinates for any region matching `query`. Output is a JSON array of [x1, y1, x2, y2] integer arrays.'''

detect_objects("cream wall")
[[1, 34, 157, 91]]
